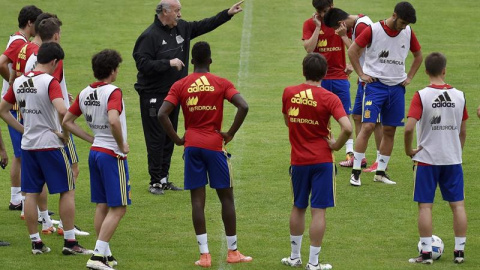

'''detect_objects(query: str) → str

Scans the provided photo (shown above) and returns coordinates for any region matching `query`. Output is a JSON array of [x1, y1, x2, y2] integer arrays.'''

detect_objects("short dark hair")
[[303, 53, 328, 81], [324, 8, 349, 28], [35, 13, 61, 34], [38, 17, 62, 41], [312, 0, 333, 12], [191, 41, 211, 66], [394, 1, 416, 24], [91, 49, 123, 80], [37, 42, 64, 64], [18, 5, 43, 28], [425, 52, 447, 77]]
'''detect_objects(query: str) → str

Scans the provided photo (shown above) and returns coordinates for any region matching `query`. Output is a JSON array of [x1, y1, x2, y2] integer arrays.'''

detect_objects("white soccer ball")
[[417, 235, 444, 260]]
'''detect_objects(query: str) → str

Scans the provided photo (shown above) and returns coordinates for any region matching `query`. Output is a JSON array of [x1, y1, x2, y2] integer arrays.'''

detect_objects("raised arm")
[[303, 15, 322, 53]]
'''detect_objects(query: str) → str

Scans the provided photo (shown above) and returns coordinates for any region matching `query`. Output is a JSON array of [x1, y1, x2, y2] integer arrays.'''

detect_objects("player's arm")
[[0, 54, 11, 82], [219, 93, 248, 145], [133, 35, 179, 75], [0, 126, 8, 168], [303, 15, 322, 53], [402, 50, 423, 86], [327, 116, 352, 151], [347, 42, 373, 82], [459, 120, 466, 150], [108, 109, 129, 154], [158, 101, 184, 146], [62, 112, 94, 144], [52, 98, 70, 143], [0, 99, 22, 133], [336, 22, 352, 48]]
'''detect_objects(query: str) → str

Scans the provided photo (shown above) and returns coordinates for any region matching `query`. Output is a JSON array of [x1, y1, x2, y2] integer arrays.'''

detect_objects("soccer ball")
[[417, 235, 444, 260]]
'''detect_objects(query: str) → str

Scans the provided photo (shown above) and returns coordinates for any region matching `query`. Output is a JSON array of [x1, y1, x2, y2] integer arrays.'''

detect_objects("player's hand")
[[52, 130, 67, 145], [121, 142, 130, 154], [360, 74, 377, 83], [173, 136, 185, 146], [313, 13, 322, 28], [401, 76, 413, 86], [406, 146, 423, 158], [68, 92, 74, 103], [335, 22, 347, 37], [325, 137, 339, 151], [228, 1, 244, 16], [170, 58, 185, 71], [218, 131, 234, 145], [345, 63, 354, 76], [0, 149, 8, 168]]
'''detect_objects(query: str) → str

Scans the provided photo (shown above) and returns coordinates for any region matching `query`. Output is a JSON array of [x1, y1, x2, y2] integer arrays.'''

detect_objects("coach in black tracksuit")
[[133, 0, 244, 195]]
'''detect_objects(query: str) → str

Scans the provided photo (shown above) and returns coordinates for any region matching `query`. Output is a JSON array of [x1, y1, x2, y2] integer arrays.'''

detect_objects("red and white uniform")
[[407, 84, 468, 165], [3, 71, 64, 149], [282, 84, 346, 165], [165, 72, 239, 151], [355, 20, 421, 86], [69, 82, 126, 157], [352, 15, 373, 81], [1, 32, 27, 98], [302, 18, 348, 80]]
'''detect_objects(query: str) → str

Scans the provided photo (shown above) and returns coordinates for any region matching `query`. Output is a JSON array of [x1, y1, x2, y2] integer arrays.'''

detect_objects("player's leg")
[[372, 125, 397, 184], [450, 200, 467, 263], [38, 185, 56, 234], [7, 118, 23, 211]]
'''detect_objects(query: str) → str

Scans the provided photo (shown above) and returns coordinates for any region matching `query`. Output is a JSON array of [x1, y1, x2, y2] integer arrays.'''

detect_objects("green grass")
[[0, 0, 479, 269]]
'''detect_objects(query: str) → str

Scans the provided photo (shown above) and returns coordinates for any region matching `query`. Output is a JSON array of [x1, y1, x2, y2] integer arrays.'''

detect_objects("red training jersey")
[[282, 83, 346, 165], [302, 18, 348, 80], [165, 72, 240, 151]]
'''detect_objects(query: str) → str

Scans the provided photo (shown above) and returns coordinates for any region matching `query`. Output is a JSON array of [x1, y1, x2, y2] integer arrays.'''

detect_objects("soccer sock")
[[290, 235, 303, 259], [308, 245, 321, 265], [420, 237, 432, 252], [455, 237, 466, 251], [39, 210, 52, 228], [93, 240, 109, 256], [377, 154, 390, 172], [345, 139, 354, 154], [226, 235, 237, 251], [160, 177, 168, 184], [21, 197, 25, 215], [353, 152, 365, 170], [59, 220, 63, 228], [64, 229, 76, 241], [30, 233, 41, 242], [106, 244, 112, 256], [11, 187, 21, 204], [196, 233, 209, 254]]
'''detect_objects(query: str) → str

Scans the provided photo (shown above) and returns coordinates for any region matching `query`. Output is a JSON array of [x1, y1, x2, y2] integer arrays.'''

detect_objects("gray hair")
[[155, 0, 179, 14]]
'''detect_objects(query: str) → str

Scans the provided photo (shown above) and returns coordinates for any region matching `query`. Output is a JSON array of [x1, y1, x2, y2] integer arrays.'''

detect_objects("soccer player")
[[323, 8, 383, 172], [405, 52, 468, 264], [0, 42, 90, 255], [0, 5, 42, 212], [63, 49, 129, 269], [303, 0, 357, 166], [281, 53, 352, 270], [347, 1, 423, 186], [158, 41, 251, 267]]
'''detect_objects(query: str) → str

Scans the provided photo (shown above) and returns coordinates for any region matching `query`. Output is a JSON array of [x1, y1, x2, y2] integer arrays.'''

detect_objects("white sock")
[[11, 187, 21, 204], [106, 244, 112, 256], [21, 197, 25, 215], [59, 220, 63, 228], [420, 237, 432, 252], [160, 177, 167, 184], [309, 245, 321, 265], [39, 210, 52, 228], [455, 237, 466, 251], [196, 233, 209, 254], [290, 235, 303, 259], [353, 152, 365, 170], [64, 229, 76, 241], [376, 150, 380, 163], [345, 139, 354, 153], [93, 240, 109, 256], [377, 155, 390, 171], [226, 235, 237, 251], [30, 233, 41, 242]]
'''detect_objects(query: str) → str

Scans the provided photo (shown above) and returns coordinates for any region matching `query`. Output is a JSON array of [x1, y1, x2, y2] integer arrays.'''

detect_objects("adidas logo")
[[186, 96, 199, 106], [84, 90, 100, 106], [291, 89, 317, 107], [288, 107, 299, 117], [317, 39, 327, 47], [379, 159, 385, 163], [291, 241, 297, 245], [17, 78, 37, 94], [432, 91, 455, 108], [401, 45, 405, 49], [430, 115, 441, 125], [231, 241, 237, 247], [187, 76, 214, 93], [421, 242, 427, 246], [85, 114, 93, 123], [162, 40, 167, 45], [378, 50, 389, 58]]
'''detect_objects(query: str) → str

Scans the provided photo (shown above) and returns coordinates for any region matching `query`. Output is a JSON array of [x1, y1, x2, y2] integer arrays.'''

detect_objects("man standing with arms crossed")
[[348, 1, 423, 186], [158, 41, 251, 267], [133, 0, 244, 195]]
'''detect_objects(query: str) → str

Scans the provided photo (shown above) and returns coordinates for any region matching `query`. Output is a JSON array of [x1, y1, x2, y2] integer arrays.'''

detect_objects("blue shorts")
[[8, 110, 23, 158], [352, 82, 365, 116], [64, 134, 79, 164], [321, 79, 351, 115], [89, 150, 131, 207], [184, 147, 232, 190], [413, 163, 464, 203], [21, 148, 74, 194], [291, 163, 335, 209], [362, 81, 405, 126]]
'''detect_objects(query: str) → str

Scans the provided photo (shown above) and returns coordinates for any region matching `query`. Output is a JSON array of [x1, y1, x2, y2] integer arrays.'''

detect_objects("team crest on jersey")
[[288, 107, 299, 117], [84, 90, 100, 106], [188, 76, 215, 93], [364, 109, 371, 119]]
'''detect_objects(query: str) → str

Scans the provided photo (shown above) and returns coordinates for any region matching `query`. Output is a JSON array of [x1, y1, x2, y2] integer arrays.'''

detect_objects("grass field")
[[0, 0, 480, 269]]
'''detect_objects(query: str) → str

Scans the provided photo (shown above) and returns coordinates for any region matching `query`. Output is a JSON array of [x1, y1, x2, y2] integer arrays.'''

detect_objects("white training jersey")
[[12, 72, 64, 150], [78, 84, 127, 156], [363, 22, 411, 86], [413, 86, 466, 165], [352, 15, 373, 82], [2, 34, 27, 98]]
